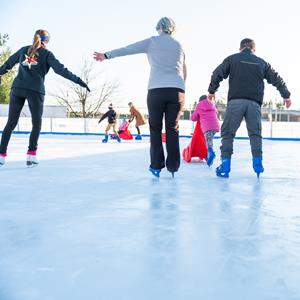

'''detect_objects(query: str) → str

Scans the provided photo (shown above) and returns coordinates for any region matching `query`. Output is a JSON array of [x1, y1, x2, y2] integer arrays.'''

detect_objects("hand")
[[78, 79, 90, 92], [93, 52, 106, 62], [283, 98, 291, 109], [207, 93, 215, 101]]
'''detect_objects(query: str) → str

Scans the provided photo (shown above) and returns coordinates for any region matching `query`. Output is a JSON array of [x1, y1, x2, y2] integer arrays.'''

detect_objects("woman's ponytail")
[[28, 29, 49, 57]]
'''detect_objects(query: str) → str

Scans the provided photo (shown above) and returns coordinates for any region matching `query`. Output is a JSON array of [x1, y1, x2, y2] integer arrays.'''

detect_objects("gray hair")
[[156, 17, 176, 35]]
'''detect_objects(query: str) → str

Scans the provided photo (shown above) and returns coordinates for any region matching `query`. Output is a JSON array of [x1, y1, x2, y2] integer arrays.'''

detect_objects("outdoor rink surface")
[[0, 134, 300, 300]]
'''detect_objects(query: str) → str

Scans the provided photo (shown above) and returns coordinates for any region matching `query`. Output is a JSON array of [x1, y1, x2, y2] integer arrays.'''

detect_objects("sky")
[[1, 0, 300, 111]]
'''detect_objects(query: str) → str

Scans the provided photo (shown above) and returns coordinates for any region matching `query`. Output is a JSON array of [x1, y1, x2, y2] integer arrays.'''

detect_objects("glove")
[[78, 78, 90, 92]]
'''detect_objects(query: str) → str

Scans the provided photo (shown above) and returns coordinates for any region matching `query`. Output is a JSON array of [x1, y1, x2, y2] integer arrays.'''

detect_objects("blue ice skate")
[[102, 135, 108, 143], [206, 147, 216, 167], [253, 157, 264, 178], [216, 158, 231, 178], [116, 135, 121, 143], [149, 167, 161, 178], [135, 134, 142, 140]]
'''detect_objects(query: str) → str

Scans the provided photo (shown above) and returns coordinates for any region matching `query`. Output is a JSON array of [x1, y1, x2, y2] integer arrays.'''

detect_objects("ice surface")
[[0, 135, 300, 300]]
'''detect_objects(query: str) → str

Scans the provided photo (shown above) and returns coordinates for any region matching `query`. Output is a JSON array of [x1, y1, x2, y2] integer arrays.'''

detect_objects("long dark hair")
[[28, 29, 50, 57]]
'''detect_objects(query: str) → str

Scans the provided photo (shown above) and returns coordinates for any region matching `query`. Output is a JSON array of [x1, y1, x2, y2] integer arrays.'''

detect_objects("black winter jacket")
[[208, 48, 290, 105], [99, 109, 117, 124], [0, 46, 83, 95]]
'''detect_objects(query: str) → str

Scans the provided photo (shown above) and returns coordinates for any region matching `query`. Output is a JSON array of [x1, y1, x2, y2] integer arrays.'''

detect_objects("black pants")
[[0, 88, 44, 154], [147, 88, 185, 172]]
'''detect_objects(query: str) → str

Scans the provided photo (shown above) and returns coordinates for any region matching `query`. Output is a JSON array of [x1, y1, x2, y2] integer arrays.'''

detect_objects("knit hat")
[[156, 17, 176, 35], [199, 95, 207, 101], [108, 103, 113, 109]]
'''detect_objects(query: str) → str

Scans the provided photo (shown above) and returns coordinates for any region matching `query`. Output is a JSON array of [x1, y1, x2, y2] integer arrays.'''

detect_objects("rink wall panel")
[[1, 117, 300, 139]]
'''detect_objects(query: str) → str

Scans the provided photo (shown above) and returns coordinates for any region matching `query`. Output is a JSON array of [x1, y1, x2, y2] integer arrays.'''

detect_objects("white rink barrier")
[[0, 117, 300, 139]]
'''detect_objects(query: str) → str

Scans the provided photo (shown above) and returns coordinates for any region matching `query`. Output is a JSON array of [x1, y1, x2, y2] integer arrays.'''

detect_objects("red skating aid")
[[182, 120, 207, 162]]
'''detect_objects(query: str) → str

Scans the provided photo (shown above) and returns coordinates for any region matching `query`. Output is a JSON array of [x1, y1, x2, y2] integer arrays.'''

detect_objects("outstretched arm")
[[94, 38, 151, 62], [264, 63, 291, 108], [98, 112, 108, 123], [0, 48, 22, 76], [208, 56, 231, 99], [47, 52, 90, 91]]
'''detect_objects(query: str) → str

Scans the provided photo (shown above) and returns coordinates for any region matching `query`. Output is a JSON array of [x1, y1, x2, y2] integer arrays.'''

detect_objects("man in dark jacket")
[[98, 103, 120, 143], [208, 38, 291, 178]]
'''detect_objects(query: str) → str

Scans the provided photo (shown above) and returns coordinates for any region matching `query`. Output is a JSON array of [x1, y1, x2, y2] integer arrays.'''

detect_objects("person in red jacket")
[[0, 29, 89, 167], [191, 95, 220, 166]]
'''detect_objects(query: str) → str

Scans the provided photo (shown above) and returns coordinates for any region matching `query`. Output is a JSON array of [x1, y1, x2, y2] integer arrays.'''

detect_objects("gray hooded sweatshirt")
[[105, 33, 186, 91]]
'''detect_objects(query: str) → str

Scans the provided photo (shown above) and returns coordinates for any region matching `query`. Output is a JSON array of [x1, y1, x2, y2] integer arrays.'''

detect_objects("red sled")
[[118, 121, 133, 140], [182, 120, 207, 162]]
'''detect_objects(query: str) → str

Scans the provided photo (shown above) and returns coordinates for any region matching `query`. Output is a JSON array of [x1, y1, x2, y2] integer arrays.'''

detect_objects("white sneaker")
[[26, 154, 39, 167], [0, 155, 5, 166]]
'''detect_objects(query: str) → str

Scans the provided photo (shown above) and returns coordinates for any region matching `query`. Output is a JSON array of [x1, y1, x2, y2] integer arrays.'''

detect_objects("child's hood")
[[199, 99, 216, 111]]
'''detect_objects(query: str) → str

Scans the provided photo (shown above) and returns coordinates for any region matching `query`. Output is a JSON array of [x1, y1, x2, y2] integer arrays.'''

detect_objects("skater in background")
[[191, 95, 220, 166], [98, 103, 121, 143], [94, 17, 186, 177], [128, 102, 146, 140], [208, 38, 291, 178], [0, 29, 90, 167]]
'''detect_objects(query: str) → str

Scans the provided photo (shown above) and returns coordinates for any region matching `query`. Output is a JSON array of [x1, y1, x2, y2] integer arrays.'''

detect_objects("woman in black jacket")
[[0, 29, 90, 167]]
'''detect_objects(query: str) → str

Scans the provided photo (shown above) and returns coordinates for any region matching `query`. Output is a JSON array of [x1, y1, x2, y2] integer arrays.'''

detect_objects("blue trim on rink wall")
[[1, 130, 300, 141]]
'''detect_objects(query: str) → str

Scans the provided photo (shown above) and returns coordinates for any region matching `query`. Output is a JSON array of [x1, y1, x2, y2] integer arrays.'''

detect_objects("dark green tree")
[[0, 33, 17, 104]]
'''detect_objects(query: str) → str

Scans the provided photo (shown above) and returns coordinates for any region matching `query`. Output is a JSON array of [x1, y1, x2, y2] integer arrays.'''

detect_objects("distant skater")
[[98, 103, 121, 143], [0, 29, 89, 167], [94, 17, 186, 178], [191, 95, 220, 166], [128, 102, 146, 140], [208, 38, 291, 178]]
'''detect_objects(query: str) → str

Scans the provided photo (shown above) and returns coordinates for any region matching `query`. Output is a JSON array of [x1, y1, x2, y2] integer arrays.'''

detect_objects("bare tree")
[[51, 60, 120, 118]]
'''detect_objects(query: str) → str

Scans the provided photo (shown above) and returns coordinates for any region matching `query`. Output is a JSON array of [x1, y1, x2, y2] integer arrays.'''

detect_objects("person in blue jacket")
[[0, 29, 90, 167]]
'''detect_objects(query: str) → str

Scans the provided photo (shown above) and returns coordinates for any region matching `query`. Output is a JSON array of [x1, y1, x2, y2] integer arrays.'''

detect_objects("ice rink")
[[1, 134, 300, 300]]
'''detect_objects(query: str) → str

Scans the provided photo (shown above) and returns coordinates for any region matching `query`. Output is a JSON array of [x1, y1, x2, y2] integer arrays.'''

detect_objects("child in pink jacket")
[[191, 95, 220, 166]]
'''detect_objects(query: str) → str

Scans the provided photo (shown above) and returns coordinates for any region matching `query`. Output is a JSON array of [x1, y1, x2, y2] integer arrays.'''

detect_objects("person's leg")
[[204, 130, 217, 166], [217, 100, 247, 177], [105, 123, 111, 135], [147, 89, 165, 170], [0, 88, 26, 155], [136, 126, 141, 135], [245, 101, 262, 157], [102, 123, 111, 142], [112, 123, 121, 142], [245, 101, 264, 176], [26, 90, 44, 153], [204, 131, 215, 149], [165, 89, 185, 172], [220, 100, 247, 158]]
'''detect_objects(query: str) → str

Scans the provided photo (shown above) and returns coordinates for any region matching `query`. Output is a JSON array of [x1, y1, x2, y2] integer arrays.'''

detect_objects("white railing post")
[[84, 118, 87, 134], [269, 106, 273, 138], [50, 117, 53, 133]]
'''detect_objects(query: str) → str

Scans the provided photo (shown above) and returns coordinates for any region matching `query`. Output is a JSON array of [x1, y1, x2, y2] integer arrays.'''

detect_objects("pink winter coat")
[[191, 99, 220, 133]]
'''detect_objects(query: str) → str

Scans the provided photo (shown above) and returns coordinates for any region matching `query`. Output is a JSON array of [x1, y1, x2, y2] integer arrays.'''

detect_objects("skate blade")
[[27, 162, 39, 168], [216, 172, 229, 178]]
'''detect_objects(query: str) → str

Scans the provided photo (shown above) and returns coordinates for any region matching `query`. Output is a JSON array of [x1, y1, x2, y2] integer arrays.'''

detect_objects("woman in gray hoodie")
[[94, 17, 186, 178]]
